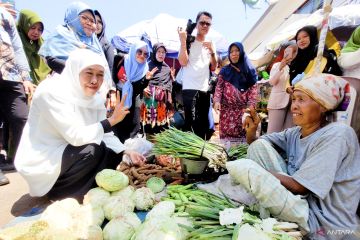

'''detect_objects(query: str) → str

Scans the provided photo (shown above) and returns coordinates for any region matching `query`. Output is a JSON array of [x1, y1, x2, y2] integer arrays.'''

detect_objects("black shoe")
[[0, 171, 9, 186], [0, 162, 15, 171]]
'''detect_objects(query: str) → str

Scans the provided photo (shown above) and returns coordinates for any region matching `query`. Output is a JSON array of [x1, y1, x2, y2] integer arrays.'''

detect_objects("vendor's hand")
[[124, 150, 146, 166], [145, 67, 158, 80], [213, 102, 221, 114], [177, 27, 187, 43], [243, 106, 260, 133], [108, 91, 130, 126]]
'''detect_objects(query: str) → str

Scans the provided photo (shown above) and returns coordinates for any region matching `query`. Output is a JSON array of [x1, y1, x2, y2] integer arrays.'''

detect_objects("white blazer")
[[15, 79, 124, 196], [267, 62, 291, 109]]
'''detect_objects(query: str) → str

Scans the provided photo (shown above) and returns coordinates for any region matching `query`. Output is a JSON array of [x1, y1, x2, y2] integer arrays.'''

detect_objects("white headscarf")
[[50, 48, 107, 110]]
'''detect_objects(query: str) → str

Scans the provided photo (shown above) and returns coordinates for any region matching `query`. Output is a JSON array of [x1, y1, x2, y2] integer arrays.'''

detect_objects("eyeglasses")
[[156, 50, 166, 55], [79, 14, 96, 25], [198, 21, 212, 27], [136, 49, 149, 58], [230, 49, 240, 54]]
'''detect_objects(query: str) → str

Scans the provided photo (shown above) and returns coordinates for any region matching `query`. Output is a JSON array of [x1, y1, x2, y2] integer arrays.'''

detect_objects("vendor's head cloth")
[[293, 73, 349, 111]]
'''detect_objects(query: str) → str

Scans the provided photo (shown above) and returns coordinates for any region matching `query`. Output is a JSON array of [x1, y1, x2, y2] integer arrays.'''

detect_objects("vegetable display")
[[153, 127, 228, 170], [83, 187, 110, 207], [0, 165, 303, 240], [227, 143, 249, 160], [146, 177, 166, 193], [163, 184, 301, 240], [117, 162, 182, 188], [95, 169, 129, 192], [103, 212, 141, 240], [133, 187, 156, 210]]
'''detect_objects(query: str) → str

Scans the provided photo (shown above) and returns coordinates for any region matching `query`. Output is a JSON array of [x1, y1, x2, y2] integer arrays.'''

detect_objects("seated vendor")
[[15, 49, 145, 201], [227, 74, 360, 239]]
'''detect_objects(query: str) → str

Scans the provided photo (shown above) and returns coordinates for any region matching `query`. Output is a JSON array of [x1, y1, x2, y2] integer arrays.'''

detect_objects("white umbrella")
[[112, 13, 229, 57]]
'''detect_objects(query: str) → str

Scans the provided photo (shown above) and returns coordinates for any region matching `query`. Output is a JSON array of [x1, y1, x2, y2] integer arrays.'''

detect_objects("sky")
[[14, 0, 269, 45]]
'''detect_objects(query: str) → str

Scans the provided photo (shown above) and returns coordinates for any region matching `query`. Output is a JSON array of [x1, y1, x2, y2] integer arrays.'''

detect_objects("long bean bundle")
[[227, 144, 248, 160], [152, 127, 227, 169]]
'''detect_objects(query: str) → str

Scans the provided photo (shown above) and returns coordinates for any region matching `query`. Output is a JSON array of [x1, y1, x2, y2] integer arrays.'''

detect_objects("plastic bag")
[[122, 137, 154, 165], [197, 174, 257, 206], [124, 137, 153, 156]]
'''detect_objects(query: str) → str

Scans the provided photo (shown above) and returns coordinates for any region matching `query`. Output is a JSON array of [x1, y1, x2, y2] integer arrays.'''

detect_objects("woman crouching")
[[15, 49, 145, 201]]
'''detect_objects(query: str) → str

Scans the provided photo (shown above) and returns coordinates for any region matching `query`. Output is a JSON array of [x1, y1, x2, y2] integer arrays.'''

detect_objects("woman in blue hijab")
[[39, 2, 102, 72], [39, 1, 114, 102], [213, 42, 258, 140], [112, 40, 157, 143]]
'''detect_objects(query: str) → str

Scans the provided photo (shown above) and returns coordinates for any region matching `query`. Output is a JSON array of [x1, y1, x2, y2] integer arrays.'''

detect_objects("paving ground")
[[0, 170, 49, 227]]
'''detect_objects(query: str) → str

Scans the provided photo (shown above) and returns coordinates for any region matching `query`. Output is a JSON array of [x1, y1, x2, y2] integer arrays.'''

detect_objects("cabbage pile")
[[0, 168, 189, 240], [132, 201, 189, 240], [95, 169, 129, 192]]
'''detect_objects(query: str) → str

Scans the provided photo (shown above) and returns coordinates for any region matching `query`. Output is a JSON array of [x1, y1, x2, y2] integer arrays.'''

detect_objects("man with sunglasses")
[[177, 11, 217, 139]]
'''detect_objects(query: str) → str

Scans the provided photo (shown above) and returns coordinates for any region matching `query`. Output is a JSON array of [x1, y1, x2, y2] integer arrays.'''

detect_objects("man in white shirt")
[[177, 11, 217, 139]]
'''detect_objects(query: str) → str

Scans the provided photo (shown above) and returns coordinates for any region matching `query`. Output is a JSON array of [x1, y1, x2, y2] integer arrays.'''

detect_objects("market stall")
[[0, 128, 303, 239]]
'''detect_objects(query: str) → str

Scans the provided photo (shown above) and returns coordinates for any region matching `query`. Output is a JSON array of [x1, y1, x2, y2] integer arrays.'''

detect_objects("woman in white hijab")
[[15, 49, 145, 200]]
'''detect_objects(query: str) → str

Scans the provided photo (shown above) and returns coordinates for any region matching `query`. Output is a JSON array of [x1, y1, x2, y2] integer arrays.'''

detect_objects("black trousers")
[[182, 90, 211, 139], [0, 81, 28, 160], [47, 142, 122, 201]]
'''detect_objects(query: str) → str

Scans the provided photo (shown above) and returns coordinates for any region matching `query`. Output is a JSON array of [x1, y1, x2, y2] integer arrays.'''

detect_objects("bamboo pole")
[[313, 0, 333, 75]]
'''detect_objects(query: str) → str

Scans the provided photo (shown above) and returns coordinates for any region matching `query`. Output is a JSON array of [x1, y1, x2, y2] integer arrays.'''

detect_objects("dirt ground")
[[0, 171, 50, 227]]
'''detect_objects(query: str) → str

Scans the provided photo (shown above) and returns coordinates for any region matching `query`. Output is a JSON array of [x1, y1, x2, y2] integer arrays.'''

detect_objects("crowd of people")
[[0, 1, 359, 239]]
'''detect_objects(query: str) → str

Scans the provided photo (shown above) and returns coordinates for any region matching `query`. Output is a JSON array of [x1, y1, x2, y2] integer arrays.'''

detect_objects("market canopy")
[[111, 13, 229, 58], [248, 4, 360, 67], [264, 4, 360, 52]]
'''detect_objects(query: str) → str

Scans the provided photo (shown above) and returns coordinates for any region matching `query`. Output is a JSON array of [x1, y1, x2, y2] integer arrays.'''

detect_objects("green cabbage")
[[95, 169, 129, 192], [83, 187, 110, 207], [146, 177, 166, 193], [103, 212, 141, 240], [134, 187, 155, 211], [111, 185, 135, 199], [131, 216, 185, 240], [78, 204, 105, 226], [232, 223, 272, 240], [72, 224, 103, 240]]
